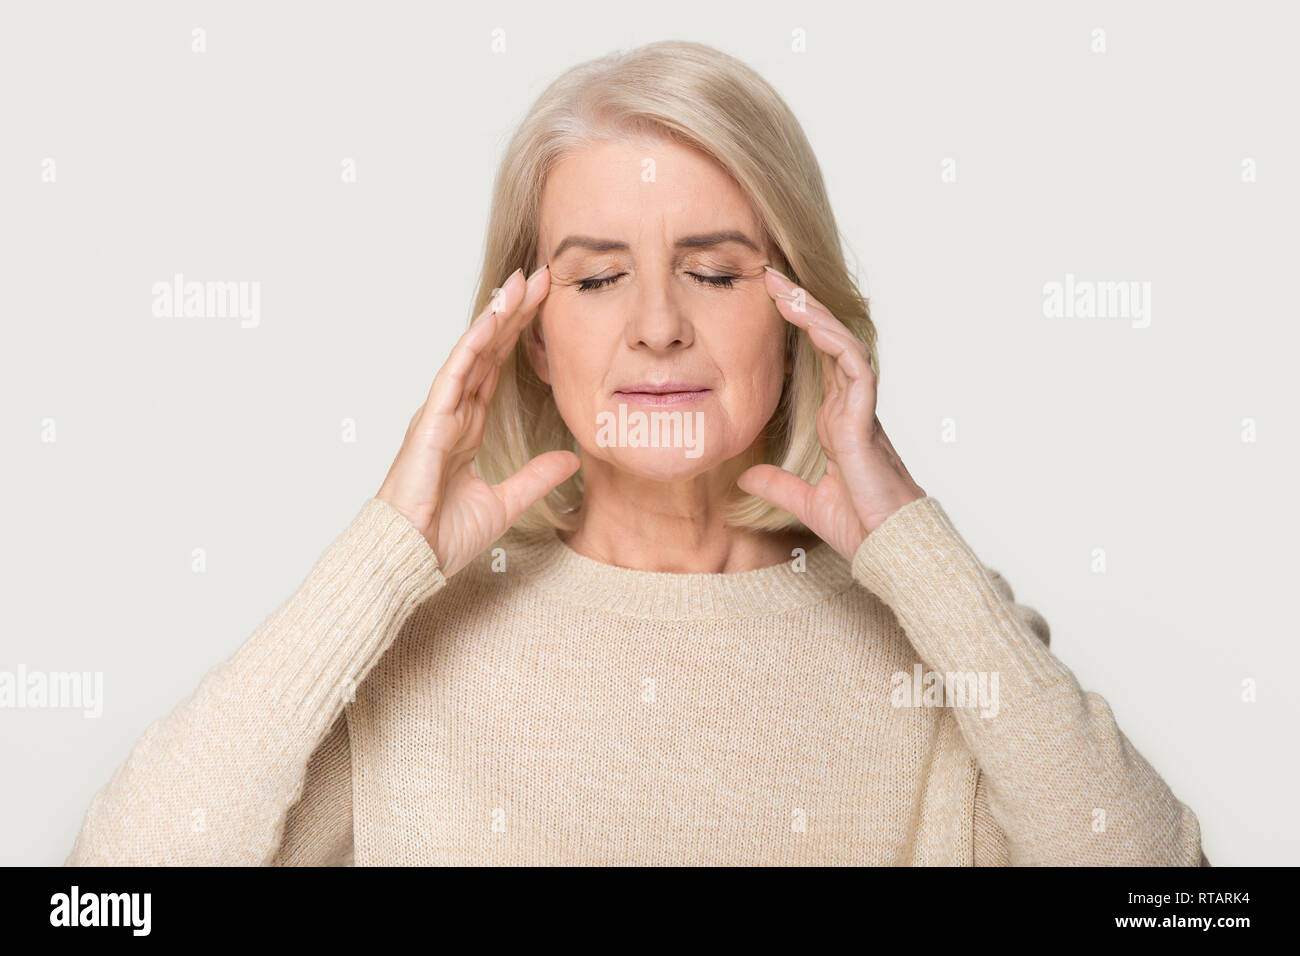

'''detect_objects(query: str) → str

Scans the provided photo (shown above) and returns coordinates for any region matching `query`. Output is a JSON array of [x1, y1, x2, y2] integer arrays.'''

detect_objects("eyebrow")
[[550, 229, 762, 261]]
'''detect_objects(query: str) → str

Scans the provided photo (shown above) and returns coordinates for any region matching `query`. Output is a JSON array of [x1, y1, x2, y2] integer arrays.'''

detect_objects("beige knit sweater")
[[65, 495, 1207, 866]]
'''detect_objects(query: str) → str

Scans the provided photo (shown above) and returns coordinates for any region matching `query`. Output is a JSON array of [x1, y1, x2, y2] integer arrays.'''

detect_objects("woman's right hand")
[[376, 264, 580, 578]]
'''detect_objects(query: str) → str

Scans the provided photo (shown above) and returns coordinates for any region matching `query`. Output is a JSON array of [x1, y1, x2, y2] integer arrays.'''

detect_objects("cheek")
[[534, 310, 610, 409], [712, 305, 788, 392], [696, 331, 786, 456]]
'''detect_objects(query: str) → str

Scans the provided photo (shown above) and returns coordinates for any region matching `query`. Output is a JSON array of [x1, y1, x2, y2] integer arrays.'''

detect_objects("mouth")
[[612, 383, 712, 408]]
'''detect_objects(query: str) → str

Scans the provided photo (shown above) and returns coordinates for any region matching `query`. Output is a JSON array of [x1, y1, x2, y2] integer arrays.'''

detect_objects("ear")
[[522, 313, 552, 385]]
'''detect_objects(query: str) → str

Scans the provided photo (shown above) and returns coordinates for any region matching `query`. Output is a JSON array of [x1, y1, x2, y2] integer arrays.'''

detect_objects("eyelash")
[[575, 272, 738, 293]]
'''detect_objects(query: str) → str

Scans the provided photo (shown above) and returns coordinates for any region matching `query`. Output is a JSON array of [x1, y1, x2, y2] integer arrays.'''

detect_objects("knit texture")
[[65, 495, 1207, 866]]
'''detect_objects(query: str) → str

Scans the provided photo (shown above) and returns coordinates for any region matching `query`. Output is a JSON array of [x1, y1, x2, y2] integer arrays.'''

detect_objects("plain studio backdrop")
[[1, 0, 1296, 867]]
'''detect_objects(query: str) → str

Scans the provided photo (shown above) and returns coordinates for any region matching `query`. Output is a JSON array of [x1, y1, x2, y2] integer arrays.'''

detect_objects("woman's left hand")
[[737, 266, 928, 562]]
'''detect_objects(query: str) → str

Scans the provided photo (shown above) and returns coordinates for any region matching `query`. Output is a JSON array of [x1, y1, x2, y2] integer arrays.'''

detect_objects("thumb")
[[737, 464, 812, 525], [493, 450, 582, 528]]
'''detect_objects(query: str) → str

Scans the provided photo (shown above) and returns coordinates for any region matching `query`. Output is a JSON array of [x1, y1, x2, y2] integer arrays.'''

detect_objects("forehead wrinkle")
[[544, 147, 765, 266]]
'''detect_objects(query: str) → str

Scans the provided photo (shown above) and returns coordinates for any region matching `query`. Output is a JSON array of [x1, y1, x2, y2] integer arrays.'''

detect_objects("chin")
[[599, 447, 719, 482]]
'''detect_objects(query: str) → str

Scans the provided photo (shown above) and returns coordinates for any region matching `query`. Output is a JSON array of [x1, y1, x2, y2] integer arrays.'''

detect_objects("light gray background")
[[2, 0, 1295, 866]]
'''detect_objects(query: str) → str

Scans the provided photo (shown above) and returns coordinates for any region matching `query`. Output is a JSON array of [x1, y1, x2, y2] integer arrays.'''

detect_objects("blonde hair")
[[472, 39, 878, 535]]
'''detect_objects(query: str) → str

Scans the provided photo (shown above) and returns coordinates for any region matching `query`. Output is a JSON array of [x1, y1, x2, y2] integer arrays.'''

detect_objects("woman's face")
[[527, 136, 788, 483]]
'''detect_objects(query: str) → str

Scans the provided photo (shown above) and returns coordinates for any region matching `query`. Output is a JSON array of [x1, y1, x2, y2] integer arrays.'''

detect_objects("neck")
[[503, 522, 849, 622], [560, 453, 819, 574]]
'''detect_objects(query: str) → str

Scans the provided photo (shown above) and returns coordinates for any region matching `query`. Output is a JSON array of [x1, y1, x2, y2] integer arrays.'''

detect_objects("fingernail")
[[497, 268, 521, 293], [525, 263, 548, 294], [764, 264, 792, 282]]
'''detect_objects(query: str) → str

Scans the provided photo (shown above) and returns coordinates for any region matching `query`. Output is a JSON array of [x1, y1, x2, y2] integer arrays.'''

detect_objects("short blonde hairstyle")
[[472, 39, 879, 535]]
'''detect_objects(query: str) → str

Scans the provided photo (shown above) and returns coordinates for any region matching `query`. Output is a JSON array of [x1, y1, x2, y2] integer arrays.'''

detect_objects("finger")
[[448, 380, 492, 460], [773, 293, 843, 397], [802, 320, 851, 397], [805, 319, 871, 386], [424, 268, 526, 415], [469, 265, 550, 397], [494, 265, 551, 363], [764, 274, 869, 393], [763, 268, 841, 329], [473, 357, 502, 404], [463, 264, 550, 400], [492, 449, 581, 529], [763, 268, 872, 373], [764, 275, 814, 330], [429, 264, 544, 416], [462, 268, 534, 401], [736, 463, 814, 526], [818, 328, 847, 395]]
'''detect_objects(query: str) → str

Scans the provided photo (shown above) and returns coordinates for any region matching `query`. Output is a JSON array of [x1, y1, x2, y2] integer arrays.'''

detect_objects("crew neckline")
[[497, 527, 856, 621]]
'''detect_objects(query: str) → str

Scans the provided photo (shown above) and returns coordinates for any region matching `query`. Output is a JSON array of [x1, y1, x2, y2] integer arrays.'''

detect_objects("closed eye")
[[575, 273, 624, 292], [575, 272, 740, 293], [689, 272, 738, 289]]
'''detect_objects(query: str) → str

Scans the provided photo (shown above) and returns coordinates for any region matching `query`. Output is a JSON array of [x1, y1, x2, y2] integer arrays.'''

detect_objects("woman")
[[66, 40, 1206, 866]]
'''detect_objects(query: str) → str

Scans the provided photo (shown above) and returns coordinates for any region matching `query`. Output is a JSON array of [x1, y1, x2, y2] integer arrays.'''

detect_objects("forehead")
[[538, 137, 761, 246]]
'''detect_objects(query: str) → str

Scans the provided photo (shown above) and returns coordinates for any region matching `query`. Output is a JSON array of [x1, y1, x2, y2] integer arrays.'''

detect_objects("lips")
[[613, 382, 711, 407]]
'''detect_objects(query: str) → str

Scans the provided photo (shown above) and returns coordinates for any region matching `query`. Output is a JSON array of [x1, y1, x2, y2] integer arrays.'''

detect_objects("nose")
[[623, 275, 695, 352]]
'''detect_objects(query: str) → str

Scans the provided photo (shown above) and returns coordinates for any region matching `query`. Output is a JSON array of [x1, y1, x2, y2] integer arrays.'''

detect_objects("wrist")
[[859, 490, 927, 537]]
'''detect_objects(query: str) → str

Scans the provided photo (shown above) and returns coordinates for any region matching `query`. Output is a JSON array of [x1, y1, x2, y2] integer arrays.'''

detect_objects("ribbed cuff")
[[220, 496, 447, 740], [850, 497, 1206, 866], [849, 496, 1063, 688]]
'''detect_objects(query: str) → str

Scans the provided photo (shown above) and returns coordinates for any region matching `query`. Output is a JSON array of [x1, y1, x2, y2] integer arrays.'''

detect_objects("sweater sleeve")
[[267, 711, 354, 866], [64, 496, 446, 866], [972, 771, 1011, 866], [850, 496, 1205, 866]]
